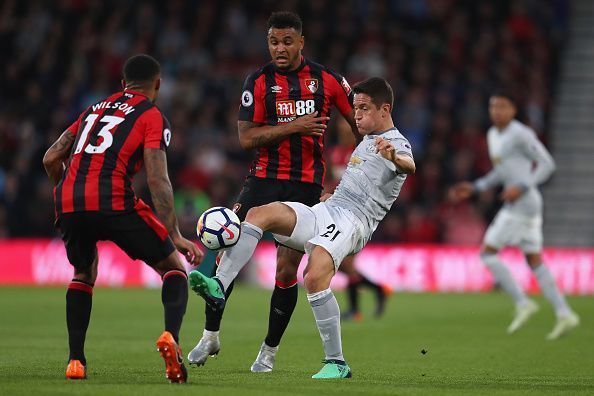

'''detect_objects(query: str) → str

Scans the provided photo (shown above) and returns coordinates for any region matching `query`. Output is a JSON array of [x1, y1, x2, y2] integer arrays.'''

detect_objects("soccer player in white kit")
[[450, 92, 579, 339], [189, 77, 415, 379]]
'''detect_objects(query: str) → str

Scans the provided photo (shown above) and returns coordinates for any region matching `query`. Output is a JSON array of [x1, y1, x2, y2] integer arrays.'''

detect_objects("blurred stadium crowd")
[[0, 0, 568, 243]]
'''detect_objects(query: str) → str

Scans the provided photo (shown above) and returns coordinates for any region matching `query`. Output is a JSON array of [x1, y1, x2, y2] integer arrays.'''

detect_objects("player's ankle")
[[203, 329, 220, 340]]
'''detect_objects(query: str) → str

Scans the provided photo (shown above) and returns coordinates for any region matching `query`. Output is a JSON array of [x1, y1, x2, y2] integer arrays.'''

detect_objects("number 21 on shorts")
[[320, 224, 341, 242]]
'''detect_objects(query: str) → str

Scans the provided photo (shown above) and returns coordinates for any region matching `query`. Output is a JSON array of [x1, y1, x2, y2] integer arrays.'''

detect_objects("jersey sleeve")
[[143, 108, 171, 151], [519, 128, 556, 186], [238, 72, 266, 124], [326, 70, 354, 117], [390, 137, 413, 158], [66, 112, 84, 136], [386, 137, 413, 173], [474, 169, 502, 192]]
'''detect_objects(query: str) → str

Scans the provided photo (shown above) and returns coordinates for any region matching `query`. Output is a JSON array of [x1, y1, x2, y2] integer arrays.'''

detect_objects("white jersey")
[[326, 128, 413, 236], [474, 120, 555, 217]]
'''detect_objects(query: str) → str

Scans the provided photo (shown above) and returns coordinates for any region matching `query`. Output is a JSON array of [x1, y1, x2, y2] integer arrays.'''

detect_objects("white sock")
[[203, 329, 219, 340], [480, 253, 528, 306], [215, 222, 263, 290], [532, 264, 571, 318], [308, 289, 344, 362]]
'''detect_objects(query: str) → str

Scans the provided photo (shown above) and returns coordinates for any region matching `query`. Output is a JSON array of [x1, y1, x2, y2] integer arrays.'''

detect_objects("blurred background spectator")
[[0, 0, 567, 244]]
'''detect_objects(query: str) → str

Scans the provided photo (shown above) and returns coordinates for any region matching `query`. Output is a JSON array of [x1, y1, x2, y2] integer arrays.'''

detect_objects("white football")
[[196, 207, 241, 250]]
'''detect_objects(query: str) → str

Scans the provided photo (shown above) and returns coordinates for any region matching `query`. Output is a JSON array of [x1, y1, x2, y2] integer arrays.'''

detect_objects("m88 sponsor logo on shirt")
[[276, 99, 316, 123]]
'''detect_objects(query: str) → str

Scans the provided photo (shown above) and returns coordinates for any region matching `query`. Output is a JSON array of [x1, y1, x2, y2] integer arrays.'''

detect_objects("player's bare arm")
[[344, 111, 362, 144], [238, 111, 330, 150], [144, 148, 203, 264], [43, 131, 75, 185], [449, 182, 475, 202], [320, 192, 333, 202], [374, 137, 415, 174]]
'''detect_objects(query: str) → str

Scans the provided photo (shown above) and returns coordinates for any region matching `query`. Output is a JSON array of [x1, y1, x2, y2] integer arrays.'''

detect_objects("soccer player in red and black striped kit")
[[188, 12, 359, 372], [43, 54, 203, 382]]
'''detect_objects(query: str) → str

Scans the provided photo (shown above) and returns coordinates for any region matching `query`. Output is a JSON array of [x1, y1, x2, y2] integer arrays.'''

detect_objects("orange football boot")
[[65, 359, 87, 379], [156, 331, 187, 383]]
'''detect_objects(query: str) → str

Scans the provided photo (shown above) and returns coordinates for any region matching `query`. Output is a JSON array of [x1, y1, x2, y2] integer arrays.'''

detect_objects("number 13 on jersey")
[[74, 114, 125, 155]]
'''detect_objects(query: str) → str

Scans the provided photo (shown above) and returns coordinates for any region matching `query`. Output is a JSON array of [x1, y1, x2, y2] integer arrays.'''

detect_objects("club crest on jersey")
[[276, 100, 296, 117], [306, 79, 318, 93], [349, 156, 363, 165]]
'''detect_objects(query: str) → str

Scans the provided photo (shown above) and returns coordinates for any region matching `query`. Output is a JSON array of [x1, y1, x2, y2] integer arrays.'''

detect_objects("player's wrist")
[[516, 184, 529, 193]]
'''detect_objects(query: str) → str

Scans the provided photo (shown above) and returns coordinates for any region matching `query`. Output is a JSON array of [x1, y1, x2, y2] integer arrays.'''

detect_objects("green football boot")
[[311, 359, 352, 379], [188, 270, 226, 310]]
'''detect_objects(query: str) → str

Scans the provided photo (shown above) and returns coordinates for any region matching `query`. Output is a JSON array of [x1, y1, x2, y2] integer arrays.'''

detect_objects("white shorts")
[[483, 209, 543, 253], [273, 202, 367, 270]]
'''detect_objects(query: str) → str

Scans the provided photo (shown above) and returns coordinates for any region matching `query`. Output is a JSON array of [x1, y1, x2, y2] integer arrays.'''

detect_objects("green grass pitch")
[[0, 286, 592, 395]]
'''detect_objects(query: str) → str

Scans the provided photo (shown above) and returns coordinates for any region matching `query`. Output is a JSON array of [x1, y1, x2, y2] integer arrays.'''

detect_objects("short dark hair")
[[123, 54, 160, 84], [353, 77, 394, 109], [267, 11, 302, 34], [490, 89, 517, 107]]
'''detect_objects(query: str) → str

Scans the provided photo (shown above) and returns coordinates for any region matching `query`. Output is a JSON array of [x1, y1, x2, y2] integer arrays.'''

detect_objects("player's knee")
[[246, 202, 287, 230], [481, 244, 498, 255], [479, 251, 499, 268], [74, 267, 96, 284], [152, 251, 184, 276], [276, 265, 298, 283], [303, 271, 321, 293], [245, 205, 272, 227], [525, 253, 542, 268], [303, 264, 333, 293]]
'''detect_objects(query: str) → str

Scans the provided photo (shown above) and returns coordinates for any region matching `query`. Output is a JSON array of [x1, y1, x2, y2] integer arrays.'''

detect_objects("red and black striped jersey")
[[238, 57, 353, 186], [55, 90, 171, 215]]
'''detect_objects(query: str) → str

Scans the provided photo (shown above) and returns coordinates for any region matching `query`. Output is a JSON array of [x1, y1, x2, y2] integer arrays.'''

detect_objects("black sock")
[[66, 279, 94, 366], [162, 270, 188, 343], [359, 272, 382, 294], [264, 280, 298, 348], [346, 277, 360, 313], [204, 263, 234, 331]]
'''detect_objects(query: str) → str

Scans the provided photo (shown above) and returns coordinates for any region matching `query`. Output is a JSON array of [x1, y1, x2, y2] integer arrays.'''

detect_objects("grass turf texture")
[[0, 286, 592, 395]]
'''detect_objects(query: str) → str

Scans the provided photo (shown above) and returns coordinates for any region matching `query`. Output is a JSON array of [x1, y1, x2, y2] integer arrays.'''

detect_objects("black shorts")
[[232, 177, 322, 221], [57, 199, 175, 271]]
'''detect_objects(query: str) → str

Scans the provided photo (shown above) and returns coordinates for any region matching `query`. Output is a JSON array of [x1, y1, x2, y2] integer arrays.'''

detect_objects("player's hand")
[[320, 192, 333, 202], [374, 137, 396, 161], [172, 235, 204, 265], [500, 185, 525, 202], [449, 182, 475, 202], [291, 111, 330, 137]]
